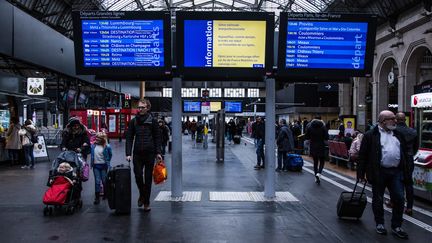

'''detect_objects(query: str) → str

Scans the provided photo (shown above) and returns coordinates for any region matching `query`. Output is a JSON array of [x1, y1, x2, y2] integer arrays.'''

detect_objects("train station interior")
[[0, 0, 431, 242]]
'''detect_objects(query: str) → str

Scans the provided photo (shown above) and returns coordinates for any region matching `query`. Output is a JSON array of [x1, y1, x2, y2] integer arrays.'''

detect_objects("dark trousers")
[[313, 156, 325, 175], [256, 139, 265, 166], [277, 150, 288, 170], [405, 166, 414, 209], [372, 168, 404, 228], [23, 145, 35, 167], [133, 153, 155, 205]]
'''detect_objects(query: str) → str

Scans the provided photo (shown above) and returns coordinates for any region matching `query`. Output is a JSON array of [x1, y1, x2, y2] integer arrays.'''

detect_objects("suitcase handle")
[[350, 179, 367, 202]]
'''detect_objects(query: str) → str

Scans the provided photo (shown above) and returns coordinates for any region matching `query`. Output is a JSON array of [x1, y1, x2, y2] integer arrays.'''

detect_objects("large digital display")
[[210, 101, 222, 112], [177, 11, 274, 81], [183, 101, 201, 113], [224, 101, 242, 113], [72, 11, 171, 79], [184, 20, 266, 68], [81, 19, 164, 67], [277, 13, 377, 80]]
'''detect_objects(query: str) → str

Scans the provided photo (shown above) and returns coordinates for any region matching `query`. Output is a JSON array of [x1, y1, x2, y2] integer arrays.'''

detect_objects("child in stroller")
[[42, 151, 84, 216]]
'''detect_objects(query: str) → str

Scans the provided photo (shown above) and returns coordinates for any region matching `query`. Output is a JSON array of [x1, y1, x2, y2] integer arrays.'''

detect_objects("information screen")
[[184, 20, 266, 68], [224, 101, 242, 113], [72, 11, 171, 79], [210, 101, 222, 112], [277, 13, 376, 79], [81, 19, 164, 67], [183, 101, 201, 113], [177, 11, 274, 81], [286, 21, 367, 69]]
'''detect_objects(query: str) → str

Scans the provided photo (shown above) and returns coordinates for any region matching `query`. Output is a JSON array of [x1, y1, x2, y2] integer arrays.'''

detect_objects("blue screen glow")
[[286, 21, 368, 70], [81, 19, 164, 67], [183, 101, 201, 112], [224, 101, 242, 113]]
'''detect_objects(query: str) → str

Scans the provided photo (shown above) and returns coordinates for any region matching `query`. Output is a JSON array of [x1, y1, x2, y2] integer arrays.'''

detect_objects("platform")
[[0, 135, 430, 242]]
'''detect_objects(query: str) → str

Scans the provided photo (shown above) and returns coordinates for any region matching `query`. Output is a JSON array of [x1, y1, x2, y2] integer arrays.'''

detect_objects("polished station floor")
[[0, 135, 431, 243]]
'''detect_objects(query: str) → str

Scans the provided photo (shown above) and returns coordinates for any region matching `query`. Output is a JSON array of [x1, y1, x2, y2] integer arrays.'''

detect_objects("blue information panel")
[[286, 21, 368, 70], [81, 19, 164, 67], [183, 101, 201, 112], [224, 101, 242, 113]]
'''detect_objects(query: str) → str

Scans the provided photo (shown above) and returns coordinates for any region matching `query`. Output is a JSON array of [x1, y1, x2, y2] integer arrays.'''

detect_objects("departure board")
[[286, 21, 368, 69], [72, 11, 171, 79], [183, 101, 201, 112], [277, 12, 377, 79], [81, 19, 164, 67], [224, 101, 242, 113]]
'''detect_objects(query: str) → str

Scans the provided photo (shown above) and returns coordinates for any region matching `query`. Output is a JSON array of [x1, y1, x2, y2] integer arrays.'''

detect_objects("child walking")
[[90, 132, 112, 205]]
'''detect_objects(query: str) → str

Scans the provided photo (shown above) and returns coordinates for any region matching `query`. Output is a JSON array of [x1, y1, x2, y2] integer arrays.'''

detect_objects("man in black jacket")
[[358, 110, 410, 239], [253, 117, 265, 169], [126, 99, 162, 212], [395, 112, 418, 216], [276, 119, 294, 172]]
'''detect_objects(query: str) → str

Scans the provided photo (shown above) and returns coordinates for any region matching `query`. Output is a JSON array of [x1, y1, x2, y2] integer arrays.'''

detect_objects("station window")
[[207, 88, 222, 98], [224, 88, 245, 98], [162, 88, 172, 97], [248, 89, 260, 98], [182, 88, 199, 97]]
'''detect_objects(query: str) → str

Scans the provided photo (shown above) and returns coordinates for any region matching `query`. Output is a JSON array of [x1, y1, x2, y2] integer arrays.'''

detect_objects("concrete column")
[[338, 83, 352, 116], [140, 81, 146, 98], [264, 78, 275, 198], [171, 77, 183, 197], [353, 78, 368, 132]]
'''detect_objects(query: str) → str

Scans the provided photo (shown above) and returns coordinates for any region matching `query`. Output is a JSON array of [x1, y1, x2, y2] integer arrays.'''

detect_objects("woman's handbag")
[[153, 160, 167, 185]]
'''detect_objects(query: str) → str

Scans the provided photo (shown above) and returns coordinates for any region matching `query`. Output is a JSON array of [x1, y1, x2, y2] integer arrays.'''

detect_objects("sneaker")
[[21, 165, 28, 169], [254, 165, 261, 170], [315, 174, 320, 185], [392, 227, 408, 239], [143, 204, 151, 212], [376, 224, 387, 235], [275, 168, 281, 172], [260, 165, 265, 169], [137, 196, 144, 207], [404, 208, 413, 216]]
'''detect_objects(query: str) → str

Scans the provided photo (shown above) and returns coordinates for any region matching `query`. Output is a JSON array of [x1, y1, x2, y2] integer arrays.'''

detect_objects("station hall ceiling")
[[7, 0, 427, 40]]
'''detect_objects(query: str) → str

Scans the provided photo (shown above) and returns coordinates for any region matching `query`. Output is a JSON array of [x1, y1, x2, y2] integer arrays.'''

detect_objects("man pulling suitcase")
[[126, 98, 162, 212]]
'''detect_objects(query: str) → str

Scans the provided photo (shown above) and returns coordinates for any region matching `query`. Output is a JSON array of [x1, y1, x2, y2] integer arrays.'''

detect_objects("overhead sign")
[[318, 83, 338, 92], [27, 78, 45, 96], [412, 93, 432, 108]]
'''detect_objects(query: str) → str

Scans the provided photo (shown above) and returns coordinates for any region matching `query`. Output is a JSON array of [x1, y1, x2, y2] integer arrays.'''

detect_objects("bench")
[[328, 140, 355, 169]]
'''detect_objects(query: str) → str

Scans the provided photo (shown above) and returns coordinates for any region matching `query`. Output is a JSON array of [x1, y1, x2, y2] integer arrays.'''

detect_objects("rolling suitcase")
[[106, 163, 131, 214], [233, 135, 241, 144], [337, 180, 367, 219], [286, 153, 304, 171]]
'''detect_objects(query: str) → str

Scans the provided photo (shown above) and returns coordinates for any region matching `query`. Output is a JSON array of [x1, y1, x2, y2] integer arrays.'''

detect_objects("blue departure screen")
[[81, 20, 164, 67], [286, 21, 368, 70], [225, 101, 242, 113], [184, 101, 201, 112]]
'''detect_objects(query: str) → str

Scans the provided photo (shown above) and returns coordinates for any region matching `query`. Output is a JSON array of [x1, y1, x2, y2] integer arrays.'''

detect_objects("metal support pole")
[[264, 78, 276, 198], [171, 77, 183, 197]]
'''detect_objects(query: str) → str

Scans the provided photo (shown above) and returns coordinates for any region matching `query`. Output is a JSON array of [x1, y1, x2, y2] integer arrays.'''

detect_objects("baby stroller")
[[42, 151, 84, 216]]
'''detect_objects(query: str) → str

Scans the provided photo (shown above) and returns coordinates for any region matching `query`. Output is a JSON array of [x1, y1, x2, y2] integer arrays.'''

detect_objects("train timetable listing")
[[285, 21, 368, 70], [81, 19, 164, 67]]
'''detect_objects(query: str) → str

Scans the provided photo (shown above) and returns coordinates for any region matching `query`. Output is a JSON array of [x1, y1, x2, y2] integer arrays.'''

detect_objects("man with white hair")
[[357, 110, 410, 239]]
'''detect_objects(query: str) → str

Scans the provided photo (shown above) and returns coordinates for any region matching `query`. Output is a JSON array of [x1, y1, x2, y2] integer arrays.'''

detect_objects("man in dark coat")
[[395, 112, 418, 216], [357, 110, 410, 239], [276, 119, 294, 171], [305, 116, 328, 184], [254, 117, 265, 169], [126, 98, 162, 212], [158, 119, 170, 156], [61, 117, 90, 158]]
